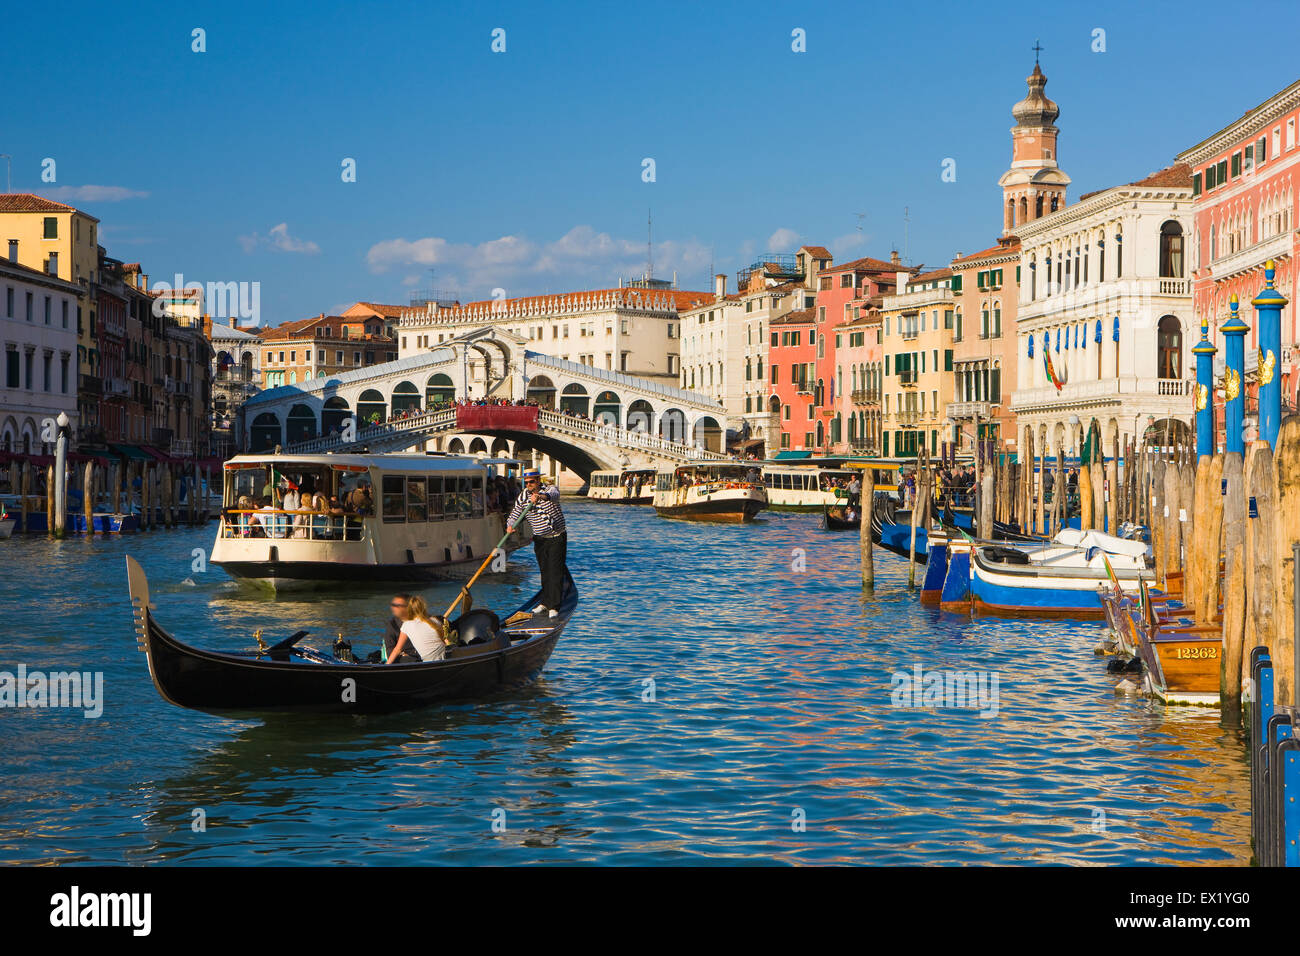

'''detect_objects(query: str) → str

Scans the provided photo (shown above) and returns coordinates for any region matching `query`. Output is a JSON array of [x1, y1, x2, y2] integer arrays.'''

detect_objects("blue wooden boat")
[[69, 512, 140, 534], [968, 529, 1151, 618]]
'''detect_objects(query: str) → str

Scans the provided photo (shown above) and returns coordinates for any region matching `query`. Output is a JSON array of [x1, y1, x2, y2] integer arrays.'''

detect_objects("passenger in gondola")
[[383, 594, 424, 663], [386, 594, 451, 663]]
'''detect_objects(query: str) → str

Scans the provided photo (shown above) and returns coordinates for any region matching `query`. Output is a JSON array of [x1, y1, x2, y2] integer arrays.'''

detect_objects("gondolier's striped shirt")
[[508, 485, 566, 538]]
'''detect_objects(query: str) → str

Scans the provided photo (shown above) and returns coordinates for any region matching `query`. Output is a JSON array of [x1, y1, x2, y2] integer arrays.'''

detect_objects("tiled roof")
[[1079, 163, 1194, 202], [345, 301, 407, 317], [771, 308, 816, 325], [951, 240, 1020, 265], [909, 267, 952, 283], [801, 246, 833, 259], [1130, 162, 1193, 189], [0, 193, 99, 222], [829, 255, 914, 273]]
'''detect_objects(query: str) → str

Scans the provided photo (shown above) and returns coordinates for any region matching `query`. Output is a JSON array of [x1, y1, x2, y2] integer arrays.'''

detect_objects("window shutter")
[[944, 349, 953, 371], [951, 274, 962, 292], [1258, 136, 1267, 162], [885, 355, 891, 375], [990, 368, 1001, 402], [1015, 265, 1021, 283], [1193, 173, 1202, 196]]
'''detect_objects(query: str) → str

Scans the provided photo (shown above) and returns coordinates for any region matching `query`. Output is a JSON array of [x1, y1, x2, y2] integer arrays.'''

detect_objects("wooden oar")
[[443, 501, 530, 620]]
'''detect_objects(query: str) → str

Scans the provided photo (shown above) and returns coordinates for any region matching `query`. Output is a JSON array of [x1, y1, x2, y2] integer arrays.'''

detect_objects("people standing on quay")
[[506, 469, 568, 618]]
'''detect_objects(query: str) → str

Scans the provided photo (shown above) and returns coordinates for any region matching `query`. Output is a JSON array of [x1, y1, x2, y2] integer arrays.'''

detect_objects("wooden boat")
[[1104, 579, 1220, 706], [0, 515, 12, 539], [652, 463, 766, 523], [823, 503, 861, 530], [969, 528, 1150, 618], [125, 555, 576, 715]]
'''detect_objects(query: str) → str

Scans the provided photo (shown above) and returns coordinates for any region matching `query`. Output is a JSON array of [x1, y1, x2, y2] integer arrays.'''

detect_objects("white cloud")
[[365, 225, 713, 299], [44, 185, 149, 202], [767, 227, 800, 252], [238, 222, 320, 254]]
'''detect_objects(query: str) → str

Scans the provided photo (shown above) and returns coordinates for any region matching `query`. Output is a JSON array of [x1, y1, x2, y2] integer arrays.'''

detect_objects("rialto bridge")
[[236, 327, 733, 484]]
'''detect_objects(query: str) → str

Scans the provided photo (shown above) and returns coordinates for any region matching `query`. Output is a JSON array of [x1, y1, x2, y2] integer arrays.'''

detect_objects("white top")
[[282, 489, 300, 512], [400, 618, 447, 662]]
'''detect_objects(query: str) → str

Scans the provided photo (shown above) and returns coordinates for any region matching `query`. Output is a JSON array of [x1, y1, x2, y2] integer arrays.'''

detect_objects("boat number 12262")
[[1172, 646, 1218, 660]]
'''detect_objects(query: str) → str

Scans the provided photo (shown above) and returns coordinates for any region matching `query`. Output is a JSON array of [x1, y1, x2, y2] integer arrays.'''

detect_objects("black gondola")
[[125, 556, 577, 715], [822, 503, 862, 530]]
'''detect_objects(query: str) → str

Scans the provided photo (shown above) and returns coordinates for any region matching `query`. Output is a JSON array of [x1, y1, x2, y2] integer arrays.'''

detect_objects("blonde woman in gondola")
[[385, 595, 452, 663]]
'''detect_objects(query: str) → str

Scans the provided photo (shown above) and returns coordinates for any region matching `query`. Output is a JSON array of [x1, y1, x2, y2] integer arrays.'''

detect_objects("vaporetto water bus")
[[652, 463, 767, 523], [211, 452, 531, 588], [586, 468, 655, 503], [762, 457, 912, 511]]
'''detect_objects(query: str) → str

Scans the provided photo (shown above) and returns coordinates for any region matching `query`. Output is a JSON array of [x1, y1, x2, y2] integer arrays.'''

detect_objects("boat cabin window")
[[382, 475, 406, 523], [407, 477, 427, 521], [655, 472, 673, 491], [380, 472, 486, 523]]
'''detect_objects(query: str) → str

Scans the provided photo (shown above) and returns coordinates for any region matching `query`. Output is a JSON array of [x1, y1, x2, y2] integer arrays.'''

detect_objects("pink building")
[[1176, 78, 1300, 422]]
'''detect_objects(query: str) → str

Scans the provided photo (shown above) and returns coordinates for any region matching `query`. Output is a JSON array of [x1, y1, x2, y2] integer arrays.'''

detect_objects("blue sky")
[[4, 0, 1298, 326]]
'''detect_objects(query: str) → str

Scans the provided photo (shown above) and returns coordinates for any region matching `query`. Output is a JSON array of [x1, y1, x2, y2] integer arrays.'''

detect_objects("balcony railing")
[[1157, 278, 1188, 295], [947, 401, 991, 420], [850, 389, 880, 405], [897, 369, 917, 386]]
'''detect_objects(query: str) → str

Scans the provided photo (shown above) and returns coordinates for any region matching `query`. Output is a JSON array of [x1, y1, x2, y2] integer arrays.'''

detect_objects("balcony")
[[152, 427, 173, 447], [1011, 377, 1194, 413], [947, 401, 991, 420], [79, 374, 102, 394], [897, 369, 917, 386], [1206, 232, 1292, 283], [850, 389, 880, 406], [1157, 278, 1188, 295]]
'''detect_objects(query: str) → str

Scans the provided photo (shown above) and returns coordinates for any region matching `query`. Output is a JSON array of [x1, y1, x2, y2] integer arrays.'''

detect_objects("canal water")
[[1, 499, 1250, 865]]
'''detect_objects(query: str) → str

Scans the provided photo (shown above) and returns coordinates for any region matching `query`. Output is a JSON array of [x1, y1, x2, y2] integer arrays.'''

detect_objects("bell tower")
[[998, 44, 1071, 236]]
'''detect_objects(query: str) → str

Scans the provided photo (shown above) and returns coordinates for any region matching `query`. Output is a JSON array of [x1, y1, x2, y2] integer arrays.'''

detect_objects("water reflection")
[[0, 500, 1253, 865]]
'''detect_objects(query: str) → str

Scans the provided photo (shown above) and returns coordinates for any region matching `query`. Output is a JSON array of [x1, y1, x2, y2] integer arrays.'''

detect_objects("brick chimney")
[[890, 249, 900, 266], [714, 273, 726, 301]]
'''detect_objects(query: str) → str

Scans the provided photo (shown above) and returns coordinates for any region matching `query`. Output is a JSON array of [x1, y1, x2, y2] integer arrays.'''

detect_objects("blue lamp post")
[[1221, 294, 1249, 456], [1250, 258, 1288, 449], [1191, 312, 1217, 458]]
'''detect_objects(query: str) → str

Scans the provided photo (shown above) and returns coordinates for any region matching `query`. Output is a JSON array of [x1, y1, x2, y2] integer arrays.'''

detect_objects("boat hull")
[[654, 499, 764, 523], [969, 546, 1144, 619]]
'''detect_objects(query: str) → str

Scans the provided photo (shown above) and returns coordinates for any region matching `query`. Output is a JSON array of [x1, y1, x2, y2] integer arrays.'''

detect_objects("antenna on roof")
[[903, 206, 911, 265], [647, 209, 654, 282]]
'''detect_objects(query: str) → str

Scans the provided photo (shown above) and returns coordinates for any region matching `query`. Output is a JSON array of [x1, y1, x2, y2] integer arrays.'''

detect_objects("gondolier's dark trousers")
[[534, 531, 567, 610]]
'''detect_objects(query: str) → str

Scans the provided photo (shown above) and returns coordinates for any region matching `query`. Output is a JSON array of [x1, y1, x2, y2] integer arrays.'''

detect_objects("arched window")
[[1019, 196, 1028, 222], [1159, 221, 1184, 277], [1035, 194, 1044, 218], [1050, 194, 1059, 212], [1157, 316, 1182, 379]]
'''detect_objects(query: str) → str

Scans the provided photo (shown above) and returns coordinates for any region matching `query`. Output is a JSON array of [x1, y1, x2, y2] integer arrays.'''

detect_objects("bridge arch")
[[627, 399, 654, 433], [251, 412, 281, 452], [593, 390, 621, 426], [447, 437, 465, 454], [527, 375, 556, 409], [426, 373, 454, 406], [287, 403, 317, 443], [391, 381, 421, 415], [659, 407, 686, 444], [468, 437, 489, 455], [560, 383, 590, 417], [358, 389, 386, 425], [693, 415, 723, 452], [321, 396, 350, 434]]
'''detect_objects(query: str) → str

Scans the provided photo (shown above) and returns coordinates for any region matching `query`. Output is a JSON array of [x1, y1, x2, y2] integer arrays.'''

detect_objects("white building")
[[677, 249, 826, 451], [397, 284, 712, 389], [0, 257, 81, 452], [210, 320, 262, 436], [1011, 164, 1196, 456]]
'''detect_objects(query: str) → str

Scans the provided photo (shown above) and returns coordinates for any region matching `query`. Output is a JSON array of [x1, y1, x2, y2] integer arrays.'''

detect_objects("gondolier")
[[507, 469, 567, 618]]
